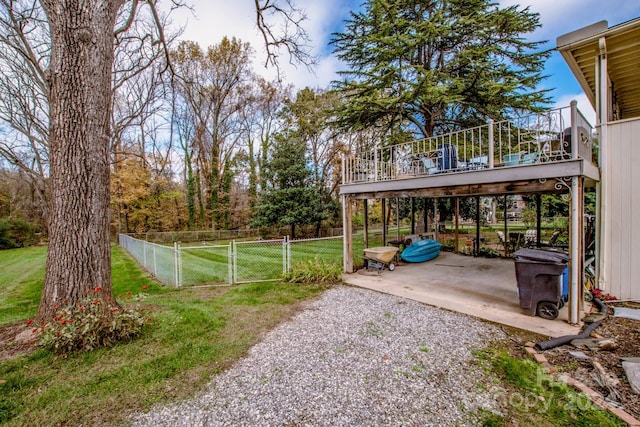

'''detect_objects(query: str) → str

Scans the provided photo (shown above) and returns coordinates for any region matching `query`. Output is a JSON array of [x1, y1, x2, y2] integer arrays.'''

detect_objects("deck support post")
[[342, 195, 354, 273], [363, 200, 369, 249], [382, 198, 387, 246], [536, 194, 542, 247], [569, 177, 583, 325], [410, 197, 416, 235], [454, 197, 459, 253], [475, 196, 481, 257], [503, 196, 508, 257]]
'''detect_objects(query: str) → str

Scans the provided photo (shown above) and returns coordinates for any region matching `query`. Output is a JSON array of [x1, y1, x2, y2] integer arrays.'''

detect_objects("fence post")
[[143, 241, 147, 268], [283, 236, 291, 274], [228, 244, 233, 285], [173, 242, 180, 287], [153, 244, 157, 278], [488, 119, 494, 168], [232, 240, 237, 285]]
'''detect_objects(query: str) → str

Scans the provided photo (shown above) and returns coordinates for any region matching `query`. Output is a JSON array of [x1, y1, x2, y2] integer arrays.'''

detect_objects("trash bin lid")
[[514, 248, 568, 264]]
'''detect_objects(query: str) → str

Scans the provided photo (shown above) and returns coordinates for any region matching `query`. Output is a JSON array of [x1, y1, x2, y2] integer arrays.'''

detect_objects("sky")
[[169, 0, 640, 125]]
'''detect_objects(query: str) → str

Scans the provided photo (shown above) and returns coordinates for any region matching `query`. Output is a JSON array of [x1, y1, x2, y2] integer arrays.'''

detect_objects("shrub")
[[286, 258, 342, 285], [35, 287, 147, 355], [0, 219, 40, 249]]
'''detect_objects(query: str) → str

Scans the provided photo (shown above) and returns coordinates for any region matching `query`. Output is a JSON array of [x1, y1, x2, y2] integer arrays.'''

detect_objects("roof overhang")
[[557, 17, 640, 120]]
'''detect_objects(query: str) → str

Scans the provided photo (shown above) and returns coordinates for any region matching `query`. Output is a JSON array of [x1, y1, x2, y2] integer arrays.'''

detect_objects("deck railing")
[[342, 102, 597, 184]]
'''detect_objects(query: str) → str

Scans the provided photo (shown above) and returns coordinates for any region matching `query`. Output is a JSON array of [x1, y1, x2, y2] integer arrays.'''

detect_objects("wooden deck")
[[340, 105, 599, 198]]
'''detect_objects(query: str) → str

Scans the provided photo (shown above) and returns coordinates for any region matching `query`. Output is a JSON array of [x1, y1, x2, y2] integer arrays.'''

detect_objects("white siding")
[[605, 119, 640, 299]]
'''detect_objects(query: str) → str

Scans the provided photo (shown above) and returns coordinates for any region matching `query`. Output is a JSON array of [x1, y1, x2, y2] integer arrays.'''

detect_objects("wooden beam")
[[345, 179, 569, 200]]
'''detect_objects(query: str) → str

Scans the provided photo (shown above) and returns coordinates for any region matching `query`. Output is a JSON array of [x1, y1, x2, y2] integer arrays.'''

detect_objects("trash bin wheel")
[[388, 263, 395, 271], [536, 301, 559, 320]]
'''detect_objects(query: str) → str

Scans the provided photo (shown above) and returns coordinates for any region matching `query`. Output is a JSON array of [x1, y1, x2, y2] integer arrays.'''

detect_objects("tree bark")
[[38, 0, 123, 320]]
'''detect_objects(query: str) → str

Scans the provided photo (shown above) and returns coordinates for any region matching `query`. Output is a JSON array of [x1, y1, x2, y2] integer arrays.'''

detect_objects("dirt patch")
[[0, 322, 37, 361], [542, 302, 640, 420]]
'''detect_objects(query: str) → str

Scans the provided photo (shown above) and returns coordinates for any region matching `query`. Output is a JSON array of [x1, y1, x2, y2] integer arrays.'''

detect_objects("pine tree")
[[331, 0, 551, 138]]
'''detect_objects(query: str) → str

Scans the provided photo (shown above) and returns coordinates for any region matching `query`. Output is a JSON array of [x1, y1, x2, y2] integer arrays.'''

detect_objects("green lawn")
[[0, 243, 621, 426], [0, 246, 47, 325], [0, 245, 325, 425]]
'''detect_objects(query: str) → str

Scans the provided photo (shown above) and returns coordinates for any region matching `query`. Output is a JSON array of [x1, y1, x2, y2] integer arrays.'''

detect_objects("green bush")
[[35, 287, 147, 355], [286, 258, 342, 285], [0, 219, 39, 249]]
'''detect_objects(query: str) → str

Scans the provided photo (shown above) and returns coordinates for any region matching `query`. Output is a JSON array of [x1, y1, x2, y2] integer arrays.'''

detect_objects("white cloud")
[[167, 1, 640, 107], [167, 0, 351, 89]]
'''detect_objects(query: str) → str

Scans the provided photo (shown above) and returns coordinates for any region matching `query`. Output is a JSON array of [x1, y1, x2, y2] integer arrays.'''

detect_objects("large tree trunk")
[[38, 0, 123, 320]]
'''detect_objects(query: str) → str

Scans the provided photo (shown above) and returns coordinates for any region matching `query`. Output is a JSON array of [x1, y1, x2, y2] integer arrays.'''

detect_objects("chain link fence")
[[119, 234, 180, 286], [119, 234, 354, 287]]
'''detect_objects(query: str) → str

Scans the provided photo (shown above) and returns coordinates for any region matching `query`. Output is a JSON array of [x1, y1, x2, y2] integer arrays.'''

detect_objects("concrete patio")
[[343, 251, 585, 338]]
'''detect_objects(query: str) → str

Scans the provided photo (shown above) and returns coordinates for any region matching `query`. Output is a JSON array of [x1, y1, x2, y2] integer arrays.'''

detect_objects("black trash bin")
[[514, 248, 569, 320]]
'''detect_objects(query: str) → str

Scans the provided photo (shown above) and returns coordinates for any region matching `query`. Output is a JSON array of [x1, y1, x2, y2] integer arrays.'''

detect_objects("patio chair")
[[464, 155, 489, 170], [502, 153, 521, 166], [419, 155, 440, 175], [521, 152, 538, 165], [541, 230, 561, 247], [524, 229, 537, 247], [496, 230, 511, 253], [435, 143, 459, 172]]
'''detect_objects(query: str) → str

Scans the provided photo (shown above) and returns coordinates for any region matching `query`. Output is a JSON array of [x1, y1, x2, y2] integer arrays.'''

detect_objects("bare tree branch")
[[254, 0, 316, 71], [114, 0, 139, 38]]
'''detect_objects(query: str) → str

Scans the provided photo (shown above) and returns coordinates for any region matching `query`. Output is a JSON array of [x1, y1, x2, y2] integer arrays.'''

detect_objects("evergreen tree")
[[252, 134, 329, 238], [331, 0, 551, 138]]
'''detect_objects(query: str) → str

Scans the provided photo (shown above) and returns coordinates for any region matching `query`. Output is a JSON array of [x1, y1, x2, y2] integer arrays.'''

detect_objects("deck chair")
[[502, 153, 521, 166], [521, 152, 538, 165], [541, 230, 561, 247], [496, 231, 510, 253], [435, 143, 459, 172], [524, 229, 537, 247], [547, 230, 561, 247]]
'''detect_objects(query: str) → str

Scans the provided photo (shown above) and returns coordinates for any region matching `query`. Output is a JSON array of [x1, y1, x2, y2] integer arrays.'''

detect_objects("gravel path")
[[132, 286, 506, 426]]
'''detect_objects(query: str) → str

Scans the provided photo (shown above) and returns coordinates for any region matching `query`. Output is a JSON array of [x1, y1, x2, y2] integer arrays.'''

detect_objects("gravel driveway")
[[132, 285, 506, 426]]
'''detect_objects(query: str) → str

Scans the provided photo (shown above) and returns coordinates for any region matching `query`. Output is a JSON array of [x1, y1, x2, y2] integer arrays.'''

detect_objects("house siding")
[[605, 119, 640, 299]]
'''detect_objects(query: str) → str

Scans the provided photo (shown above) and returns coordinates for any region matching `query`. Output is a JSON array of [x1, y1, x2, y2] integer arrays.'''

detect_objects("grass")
[[475, 348, 625, 426], [0, 244, 625, 425], [0, 246, 47, 325], [0, 245, 325, 425]]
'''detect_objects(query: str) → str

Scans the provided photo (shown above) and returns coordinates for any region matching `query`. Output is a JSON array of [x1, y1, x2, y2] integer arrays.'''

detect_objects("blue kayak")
[[401, 239, 442, 263]]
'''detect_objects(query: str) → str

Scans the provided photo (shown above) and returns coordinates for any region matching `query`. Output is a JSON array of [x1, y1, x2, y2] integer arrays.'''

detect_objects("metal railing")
[[342, 103, 597, 184]]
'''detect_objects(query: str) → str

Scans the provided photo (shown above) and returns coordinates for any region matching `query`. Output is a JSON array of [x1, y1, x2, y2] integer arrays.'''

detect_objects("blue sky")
[[171, 0, 640, 124]]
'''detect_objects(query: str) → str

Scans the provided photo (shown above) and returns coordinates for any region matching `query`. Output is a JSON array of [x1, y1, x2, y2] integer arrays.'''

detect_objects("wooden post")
[[342, 195, 354, 273], [382, 198, 387, 246], [423, 198, 428, 234], [410, 197, 416, 235], [475, 196, 481, 257], [363, 200, 369, 249], [454, 197, 460, 253], [396, 197, 400, 240], [536, 194, 542, 247], [569, 177, 583, 325], [503, 195, 508, 257]]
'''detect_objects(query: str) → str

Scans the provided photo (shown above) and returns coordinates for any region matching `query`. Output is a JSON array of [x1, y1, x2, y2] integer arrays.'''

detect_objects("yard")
[[0, 244, 627, 426]]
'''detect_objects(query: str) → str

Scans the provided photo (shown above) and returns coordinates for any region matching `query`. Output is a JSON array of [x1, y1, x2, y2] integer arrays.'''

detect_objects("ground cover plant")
[[0, 245, 325, 425], [476, 347, 625, 426]]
